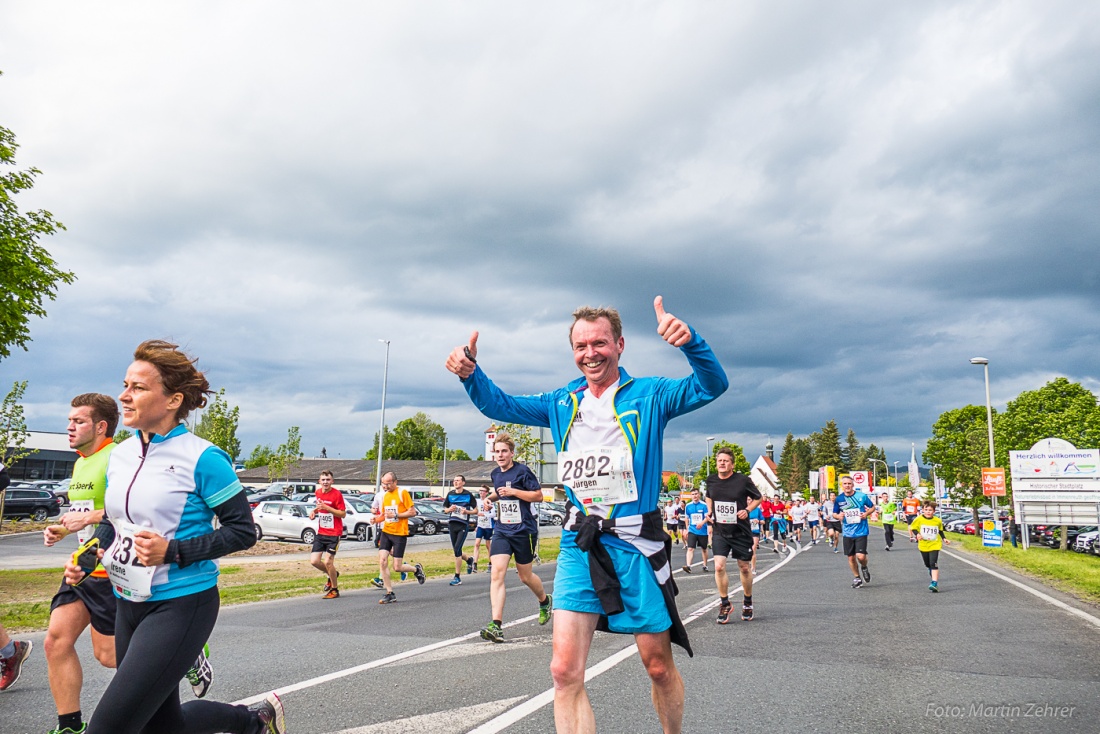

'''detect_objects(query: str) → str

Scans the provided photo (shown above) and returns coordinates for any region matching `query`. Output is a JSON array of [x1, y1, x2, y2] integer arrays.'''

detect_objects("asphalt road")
[[4, 533, 1100, 734]]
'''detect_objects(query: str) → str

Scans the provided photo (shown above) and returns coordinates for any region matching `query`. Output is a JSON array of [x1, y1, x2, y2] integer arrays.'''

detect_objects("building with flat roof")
[[4, 431, 78, 481]]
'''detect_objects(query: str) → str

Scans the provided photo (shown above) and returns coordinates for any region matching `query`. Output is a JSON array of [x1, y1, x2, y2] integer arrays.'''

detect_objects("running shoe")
[[929, 581, 938, 592], [185, 643, 213, 699], [851, 577, 863, 589], [480, 621, 505, 643], [466, 557, 475, 574], [248, 691, 286, 734], [449, 576, 462, 586], [701, 565, 709, 572], [539, 594, 552, 625], [834, 548, 841, 554], [371, 577, 385, 589], [741, 603, 754, 621], [414, 563, 426, 584], [379, 592, 397, 604], [772, 548, 778, 554], [323, 588, 340, 599], [884, 546, 891, 551], [716, 601, 732, 625], [682, 565, 692, 573], [861, 566, 871, 584], [324, 571, 341, 592], [472, 561, 479, 573], [48, 726, 86, 734], [0, 639, 31, 691], [400, 572, 408, 581]]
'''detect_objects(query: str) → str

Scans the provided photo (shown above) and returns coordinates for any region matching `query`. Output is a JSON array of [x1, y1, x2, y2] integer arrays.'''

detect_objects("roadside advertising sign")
[[981, 468, 1006, 497], [982, 519, 1004, 547], [850, 470, 870, 491]]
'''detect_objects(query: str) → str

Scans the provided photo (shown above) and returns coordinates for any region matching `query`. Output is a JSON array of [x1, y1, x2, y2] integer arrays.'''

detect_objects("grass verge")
[[0, 539, 561, 633], [868, 520, 1100, 604]]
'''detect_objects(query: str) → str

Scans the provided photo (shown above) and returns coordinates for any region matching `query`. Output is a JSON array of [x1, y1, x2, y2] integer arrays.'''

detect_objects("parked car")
[[412, 501, 453, 536], [1073, 530, 1099, 553], [1043, 525, 1097, 548], [31, 479, 71, 504], [538, 503, 565, 526], [252, 501, 329, 544], [1, 487, 64, 521], [265, 481, 317, 497], [246, 491, 286, 510]]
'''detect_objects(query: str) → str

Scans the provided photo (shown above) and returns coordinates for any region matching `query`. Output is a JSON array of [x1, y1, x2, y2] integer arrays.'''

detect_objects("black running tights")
[[87, 587, 257, 734]]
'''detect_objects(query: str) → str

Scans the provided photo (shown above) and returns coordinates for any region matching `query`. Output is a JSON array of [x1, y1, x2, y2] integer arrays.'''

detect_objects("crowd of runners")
[[0, 299, 955, 734]]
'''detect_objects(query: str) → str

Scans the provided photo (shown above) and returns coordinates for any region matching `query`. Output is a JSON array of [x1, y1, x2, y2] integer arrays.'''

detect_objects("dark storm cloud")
[[2, 1, 1099, 470]]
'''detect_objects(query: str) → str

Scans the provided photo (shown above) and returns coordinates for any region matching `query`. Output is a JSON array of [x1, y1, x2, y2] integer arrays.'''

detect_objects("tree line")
[[775, 420, 889, 494]]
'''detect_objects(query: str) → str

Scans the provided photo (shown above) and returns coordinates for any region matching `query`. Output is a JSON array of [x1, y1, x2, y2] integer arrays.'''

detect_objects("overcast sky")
[[2, 1, 1098, 475]]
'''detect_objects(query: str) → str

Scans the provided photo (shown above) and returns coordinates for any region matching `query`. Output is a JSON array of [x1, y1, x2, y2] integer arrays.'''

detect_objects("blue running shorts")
[[553, 539, 671, 634]]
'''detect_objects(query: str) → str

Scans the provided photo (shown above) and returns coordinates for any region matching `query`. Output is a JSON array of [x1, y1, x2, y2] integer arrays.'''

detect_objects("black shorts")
[[828, 520, 843, 533], [712, 529, 754, 562], [489, 532, 536, 565], [791, 522, 804, 531], [448, 521, 469, 557], [686, 532, 709, 549], [51, 574, 116, 636], [379, 531, 408, 558], [920, 549, 940, 570], [312, 534, 340, 555], [843, 535, 869, 557], [666, 523, 679, 533]]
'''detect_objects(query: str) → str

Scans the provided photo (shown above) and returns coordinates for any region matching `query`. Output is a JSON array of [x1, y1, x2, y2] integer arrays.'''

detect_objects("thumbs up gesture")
[[445, 331, 479, 378], [654, 296, 691, 347]]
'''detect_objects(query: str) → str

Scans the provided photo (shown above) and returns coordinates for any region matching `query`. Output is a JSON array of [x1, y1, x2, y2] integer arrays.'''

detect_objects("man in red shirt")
[[310, 471, 346, 599]]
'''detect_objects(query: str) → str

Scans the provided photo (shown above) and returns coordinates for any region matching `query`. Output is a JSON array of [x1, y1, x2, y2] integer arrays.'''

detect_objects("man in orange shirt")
[[371, 472, 426, 604], [901, 490, 922, 540]]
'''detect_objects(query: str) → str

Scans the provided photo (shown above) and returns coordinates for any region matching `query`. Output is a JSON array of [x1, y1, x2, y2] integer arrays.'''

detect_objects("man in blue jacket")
[[445, 296, 727, 733]]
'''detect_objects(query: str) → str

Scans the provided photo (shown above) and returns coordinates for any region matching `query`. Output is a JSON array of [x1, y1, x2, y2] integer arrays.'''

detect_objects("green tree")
[[448, 448, 472, 461], [244, 444, 274, 470], [494, 423, 542, 467], [665, 473, 681, 495], [268, 426, 302, 482], [923, 405, 991, 522], [0, 381, 35, 527], [365, 412, 448, 461], [113, 429, 133, 444], [841, 429, 862, 472], [1, 104, 75, 359], [995, 378, 1100, 469], [811, 420, 843, 470], [776, 433, 796, 491], [693, 440, 751, 486], [0, 381, 33, 468], [193, 388, 240, 460]]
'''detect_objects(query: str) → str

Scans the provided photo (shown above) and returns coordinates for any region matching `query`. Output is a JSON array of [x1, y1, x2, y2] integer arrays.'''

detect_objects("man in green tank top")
[[879, 492, 898, 551], [42, 394, 120, 734]]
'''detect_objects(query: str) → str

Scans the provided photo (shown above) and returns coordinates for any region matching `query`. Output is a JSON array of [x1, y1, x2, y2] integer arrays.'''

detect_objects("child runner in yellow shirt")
[[908, 501, 951, 592]]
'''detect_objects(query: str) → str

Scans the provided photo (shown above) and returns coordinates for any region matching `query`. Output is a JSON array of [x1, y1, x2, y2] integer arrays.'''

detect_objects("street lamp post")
[[869, 458, 887, 490], [375, 340, 391, 494], [893, 461, 899, 487], [706, 436, 716, 476], [970, 357, 999, 521], [441, 433, 447, 490]]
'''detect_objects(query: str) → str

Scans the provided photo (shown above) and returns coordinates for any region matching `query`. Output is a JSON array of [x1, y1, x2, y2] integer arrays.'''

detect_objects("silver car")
[[252, 501, 328, 545]]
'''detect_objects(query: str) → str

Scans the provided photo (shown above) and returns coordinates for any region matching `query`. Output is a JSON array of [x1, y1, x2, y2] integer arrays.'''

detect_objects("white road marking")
[[231, 613, 541, 706], [335, 696, 528, 734], [386, 638, 543, 668], [467, 542, 804, 733], [235, 542, 805, 723], [943, 549, 1100, 630]]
